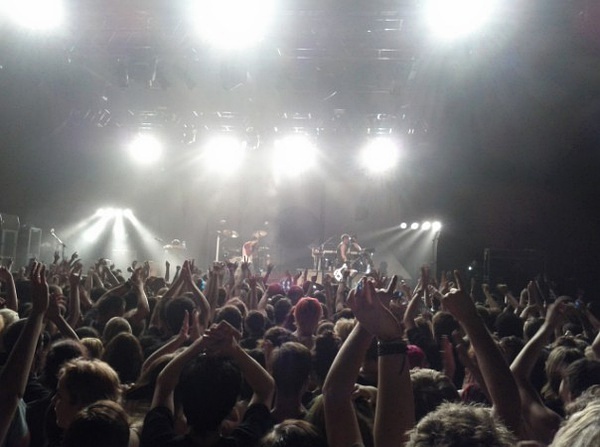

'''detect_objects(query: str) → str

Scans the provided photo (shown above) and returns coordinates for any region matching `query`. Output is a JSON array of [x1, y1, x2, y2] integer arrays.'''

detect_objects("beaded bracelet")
[[377, 339, 408, 356]]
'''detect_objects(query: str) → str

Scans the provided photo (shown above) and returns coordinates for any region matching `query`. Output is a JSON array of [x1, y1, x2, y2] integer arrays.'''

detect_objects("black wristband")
[[377, 339, 408, 356]]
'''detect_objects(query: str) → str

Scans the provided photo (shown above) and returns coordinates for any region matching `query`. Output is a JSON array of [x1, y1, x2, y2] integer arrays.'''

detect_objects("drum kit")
[[216, 228, 270, 268]]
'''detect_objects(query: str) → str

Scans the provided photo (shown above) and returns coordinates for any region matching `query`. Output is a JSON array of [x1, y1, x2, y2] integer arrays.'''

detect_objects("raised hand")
[[442, 270, 478, 322], [348, 276, 402, 341], [29, 262, 49, 316], [203, 320, 241, 357]]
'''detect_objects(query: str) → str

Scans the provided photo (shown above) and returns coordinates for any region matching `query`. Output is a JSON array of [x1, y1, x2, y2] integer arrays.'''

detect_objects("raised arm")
[[66, 264, 82, 328], [0, 266, 18, 312], [124, 267, 150, 329], [443, 270, 521, 435], [0, 263, 49, 444], [350, 276, 414, 447], [204, 321, 275, 407], [510, 298, 564, 443], [322, 318, 373, 447]]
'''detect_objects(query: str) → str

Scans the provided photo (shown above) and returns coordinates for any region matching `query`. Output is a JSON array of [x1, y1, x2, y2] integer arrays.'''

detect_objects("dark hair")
[[42, 339, 87, 390], [263, 326, 298, 348], [76, 326, 100, 339], [563, 359, 600, 401], [274, 298, 293, 326], [164, 296, 196, 334], [102, 333, 144, 384], [494, 311, 523, 339], [177, 355, 241, 435], [214, 305, 243, 332], [97, 295, 125, 319], [312, 330, 341, 385], [63, 400, 129, 447], [260, 419, 326, 447], [272, 342, 312, 396], [244, 310, 266, 338]]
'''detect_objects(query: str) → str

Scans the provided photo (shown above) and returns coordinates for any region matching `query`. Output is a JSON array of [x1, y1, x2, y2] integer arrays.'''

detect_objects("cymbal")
[[258, 246, 270, 251], [253, 230, 268, 238], [222, 229, 239, 238]]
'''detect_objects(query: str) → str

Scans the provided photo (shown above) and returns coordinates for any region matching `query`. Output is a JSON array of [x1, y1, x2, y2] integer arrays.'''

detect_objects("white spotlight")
[[432, 221, 442, 232], [128, 134, 162, 165], [422, 221, 432, 230], [82, 215, 111, 243], [272, 135, 317, 179], [203, 136, 245, 173], [410, 222, 419, 230], [191, 0, 276, 50], [425, 0, 497, 40], [400, 222, 408, 229], [360, 138, 400, 174], [3, 0, 65, 31]]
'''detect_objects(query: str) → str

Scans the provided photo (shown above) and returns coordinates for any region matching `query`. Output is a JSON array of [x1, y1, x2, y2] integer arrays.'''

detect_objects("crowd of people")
[[0, 252, 599, 447]]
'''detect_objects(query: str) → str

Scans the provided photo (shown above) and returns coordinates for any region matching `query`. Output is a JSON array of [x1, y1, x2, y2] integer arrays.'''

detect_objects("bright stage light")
[[400, 222, 408, 229], [2, 0, 65, 30], [203, 136, 246, 173], [425, 0, 497, 40], [82, 215, 111, 243], [272, 135, 317, 179], [191, 0, 276, 50], [128, 134, 162, 165], [421, 221, 432, 230], [360, 138, 400, 174], [432, 221, 442, 232], [410, 222, 419, 230]]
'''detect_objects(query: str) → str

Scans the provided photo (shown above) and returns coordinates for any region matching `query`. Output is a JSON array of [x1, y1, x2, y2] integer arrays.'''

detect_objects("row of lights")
[[400, 221, 442, 231], [2, 0, 499, 43], [128, 133, 401, 176]]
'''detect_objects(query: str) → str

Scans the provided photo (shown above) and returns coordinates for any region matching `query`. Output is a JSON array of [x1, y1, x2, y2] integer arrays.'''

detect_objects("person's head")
[[102, 317, 131, 344], [214, 305, 243, 333], [271, 342, 312, 397], [410, 369, 460, 422], [564, 385, 600, 417], [80, 337, 104, 359], [524, 317, 544, 341], [75, 325, 100, 340], [164, 296, 196, 335], [405, 402, 516, 447], [432, 312, 460, 345], [244, 310, 266, 338], [102, 332, 144, 384], [544, 346, 584, 399], [287, 286, 304, 306], [312, 330, 341, 386], [551, 401, 600, 447], [499, 335, 525, 364], [341, 234, 350, 244], [274, 298, 293, 326], [176, 354, 241, 436], [293, 297, 322, 336], [560, 358, 600, 404], [42, 338, 87, 391], [333, 318, 355, 342], [62, 400, 129, 447], [494, 311, 524, 339], [96, 295, 126, 325], [53, 358, 121, 429], [260, 419, 327, 447]]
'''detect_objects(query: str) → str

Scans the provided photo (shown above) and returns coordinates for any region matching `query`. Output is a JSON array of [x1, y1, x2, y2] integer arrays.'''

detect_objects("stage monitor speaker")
[[0, 213, 20, 263]]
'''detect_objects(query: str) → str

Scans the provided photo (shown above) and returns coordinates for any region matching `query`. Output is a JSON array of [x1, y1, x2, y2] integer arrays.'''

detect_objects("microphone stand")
[[50, 230, 66, 260]]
